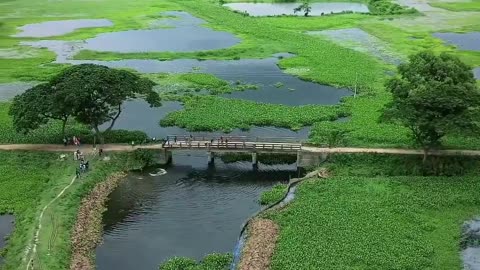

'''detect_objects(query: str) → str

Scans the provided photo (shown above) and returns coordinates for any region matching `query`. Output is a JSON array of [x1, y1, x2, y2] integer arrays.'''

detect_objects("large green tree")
[[382, 51, 480, 157], [10, 64, 160, 143]]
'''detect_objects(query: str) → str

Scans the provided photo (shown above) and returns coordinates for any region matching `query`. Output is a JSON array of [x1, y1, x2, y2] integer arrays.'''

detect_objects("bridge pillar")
[[207, 151, 215, 165], [155, 149, 172, 165], [252, 152, 258, 169]]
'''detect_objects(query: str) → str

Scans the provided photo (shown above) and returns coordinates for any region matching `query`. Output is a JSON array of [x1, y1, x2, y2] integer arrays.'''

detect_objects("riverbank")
[[250, 154, 480, 269], [0, 150, 146, 270], [70, 172, 127, 270]]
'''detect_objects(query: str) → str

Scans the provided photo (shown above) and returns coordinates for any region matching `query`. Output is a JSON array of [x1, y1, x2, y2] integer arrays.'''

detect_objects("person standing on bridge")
[[174, 136, 177, 143]]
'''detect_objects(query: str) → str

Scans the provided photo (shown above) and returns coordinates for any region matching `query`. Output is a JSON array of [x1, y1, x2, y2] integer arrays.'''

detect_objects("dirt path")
[[25, 175, 77, 270], [2, 143, 480, 157]]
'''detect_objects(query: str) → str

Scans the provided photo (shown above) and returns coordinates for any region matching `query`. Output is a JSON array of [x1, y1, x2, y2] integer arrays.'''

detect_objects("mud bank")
[[238, 219, 279, 270], [70, 172, 127, 270]]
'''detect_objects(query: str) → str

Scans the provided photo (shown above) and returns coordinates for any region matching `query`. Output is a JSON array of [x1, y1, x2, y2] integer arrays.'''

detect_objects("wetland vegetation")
[[0, 0, 480, 269]]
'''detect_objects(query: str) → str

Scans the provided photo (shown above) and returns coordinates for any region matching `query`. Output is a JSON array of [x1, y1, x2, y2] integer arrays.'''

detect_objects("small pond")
[[308, 28, 403, 65], [22, 12, 240, 55], [433, 32, 480, 51], [474, 67, 480, 80], [68, 57, 352, 105], [100, 100, 312, 139], [0, 215, 15, 265], [13, 19, 113, 38], [462, 218, 480, 270], [223, 2, 369, 16], [0, 82, 38, 101], [95, 152, 299, 270]]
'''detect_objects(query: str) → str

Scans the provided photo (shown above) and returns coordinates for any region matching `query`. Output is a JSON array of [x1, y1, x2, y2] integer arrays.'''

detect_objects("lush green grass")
[[430, 0, 480, 11], [160, 95, 347, 132], [159, 253, 232, 270], [0, 151, 145, 269], [260, 184, 288, 205], [265, 156, 480, 269]]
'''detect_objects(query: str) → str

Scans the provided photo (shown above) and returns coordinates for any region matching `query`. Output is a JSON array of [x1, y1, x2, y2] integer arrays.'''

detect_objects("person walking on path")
[[75, 167, 81, 178], [73, 136, 78, 146], [63, 137, 67, 146]]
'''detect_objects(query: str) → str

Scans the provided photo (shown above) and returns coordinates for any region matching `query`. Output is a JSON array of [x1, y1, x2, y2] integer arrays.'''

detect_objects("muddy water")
[[433, 32, 480, 51], [95, 152, 298, 270], [13, 19, 113, 37], [0, 215, 15, 265], [223, 2, 369, 16]]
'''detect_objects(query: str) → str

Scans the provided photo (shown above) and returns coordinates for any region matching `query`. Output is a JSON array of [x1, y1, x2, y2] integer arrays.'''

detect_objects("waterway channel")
[[95, 152, 300, 269], [0, 215, 14, 265]]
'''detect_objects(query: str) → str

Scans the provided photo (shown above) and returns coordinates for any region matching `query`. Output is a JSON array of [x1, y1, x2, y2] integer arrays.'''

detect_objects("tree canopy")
[[382, 51, 480, 154], [9, 64, 160, 142]]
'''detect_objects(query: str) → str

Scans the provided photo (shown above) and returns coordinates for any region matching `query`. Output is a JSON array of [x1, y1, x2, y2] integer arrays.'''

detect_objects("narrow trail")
[[2, 143, 480, 156], [24, 175, 77, 270]]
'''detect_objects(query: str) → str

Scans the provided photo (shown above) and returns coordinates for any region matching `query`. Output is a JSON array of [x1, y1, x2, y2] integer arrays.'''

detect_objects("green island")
[[0, 0, 480, 269]]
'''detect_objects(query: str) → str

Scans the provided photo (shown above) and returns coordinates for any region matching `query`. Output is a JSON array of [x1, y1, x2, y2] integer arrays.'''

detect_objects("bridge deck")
[[163, 140, 302, 152]]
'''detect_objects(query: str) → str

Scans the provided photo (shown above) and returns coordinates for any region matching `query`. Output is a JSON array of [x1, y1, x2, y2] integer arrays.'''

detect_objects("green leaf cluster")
[[159, 253, 232, 270], [161, 96, 347, 132]]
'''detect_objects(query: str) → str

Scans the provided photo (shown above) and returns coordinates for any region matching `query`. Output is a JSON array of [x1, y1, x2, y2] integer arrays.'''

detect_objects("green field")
[[263, 155, 480, 269], [1, 0, 479, 147], [1, 0, 480, 268], [0, 151, 145, 270]]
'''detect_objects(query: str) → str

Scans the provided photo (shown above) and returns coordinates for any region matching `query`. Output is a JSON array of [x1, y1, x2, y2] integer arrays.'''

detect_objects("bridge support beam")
[[207, 151, 215, 165], [252, 152, 258, 169], [157, 149, 172, 165]]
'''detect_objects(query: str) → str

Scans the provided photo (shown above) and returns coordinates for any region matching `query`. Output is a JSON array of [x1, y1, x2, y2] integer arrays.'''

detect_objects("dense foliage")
[[9, 64, 161, 142], [382, 51, 480, 153], [368, 0, 417, 15], [0, 151, 146, 269], [267, 173, 480, 269], [260, 184, 288, 205], [161, 96, 347, 132], [159, 253, 232, 270]]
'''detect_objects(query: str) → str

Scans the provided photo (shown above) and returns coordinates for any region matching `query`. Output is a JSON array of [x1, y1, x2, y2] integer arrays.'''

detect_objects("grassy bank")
[[262, 155, 480, 269], [0, 151, 145, 270]]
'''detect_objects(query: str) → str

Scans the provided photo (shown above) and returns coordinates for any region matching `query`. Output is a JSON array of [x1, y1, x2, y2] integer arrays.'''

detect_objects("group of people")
[[63, 136, 81, 147], [74, 149, 89, 178]]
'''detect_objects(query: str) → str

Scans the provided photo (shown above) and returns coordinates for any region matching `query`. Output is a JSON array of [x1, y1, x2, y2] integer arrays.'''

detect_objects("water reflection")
[[69, 57, 351, 105], [433, 32, 480, 51], [223, 2, 369, 16], [96, 152, 298, 270], [12, 19, 113, 38], [21, 12, 240, 56], [101, 100, 312, 139]]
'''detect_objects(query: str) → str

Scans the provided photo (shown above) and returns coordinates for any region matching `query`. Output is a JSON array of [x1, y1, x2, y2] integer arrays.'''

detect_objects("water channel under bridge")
[[157, 135, 322, 168]]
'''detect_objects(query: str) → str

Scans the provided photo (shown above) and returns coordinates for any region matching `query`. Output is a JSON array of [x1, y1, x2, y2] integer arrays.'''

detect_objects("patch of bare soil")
[[70, 172, 126, 270], [239, 218, 279, 270]]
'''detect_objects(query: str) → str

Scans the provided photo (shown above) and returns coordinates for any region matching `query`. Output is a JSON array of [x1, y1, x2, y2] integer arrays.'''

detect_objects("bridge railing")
[[163, 141, 302, 151], [165, 135, 304, 144]]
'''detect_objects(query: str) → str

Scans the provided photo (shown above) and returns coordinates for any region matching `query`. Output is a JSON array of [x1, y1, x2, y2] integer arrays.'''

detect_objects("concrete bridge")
[[159, 135, 322, 168]]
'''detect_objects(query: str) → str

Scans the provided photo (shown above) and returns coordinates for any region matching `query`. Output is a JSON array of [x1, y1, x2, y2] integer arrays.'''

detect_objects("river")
[[95, 151, 301, 269]]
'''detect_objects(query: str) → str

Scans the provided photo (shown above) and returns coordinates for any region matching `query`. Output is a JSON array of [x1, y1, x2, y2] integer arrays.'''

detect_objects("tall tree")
[[9, 83, 72, 136], [51, 64, 160, 143], [294, 2, 312, 16], [382, 51, 480, 158], [10, 64, 160, 143]]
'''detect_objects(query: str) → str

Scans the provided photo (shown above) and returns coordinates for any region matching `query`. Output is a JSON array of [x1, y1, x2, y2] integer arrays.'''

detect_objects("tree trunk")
[[106, 105, 122, 132], [61, 118, 67, 138], [94, 125, 104, 146], [422, 148, 428, 164]]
